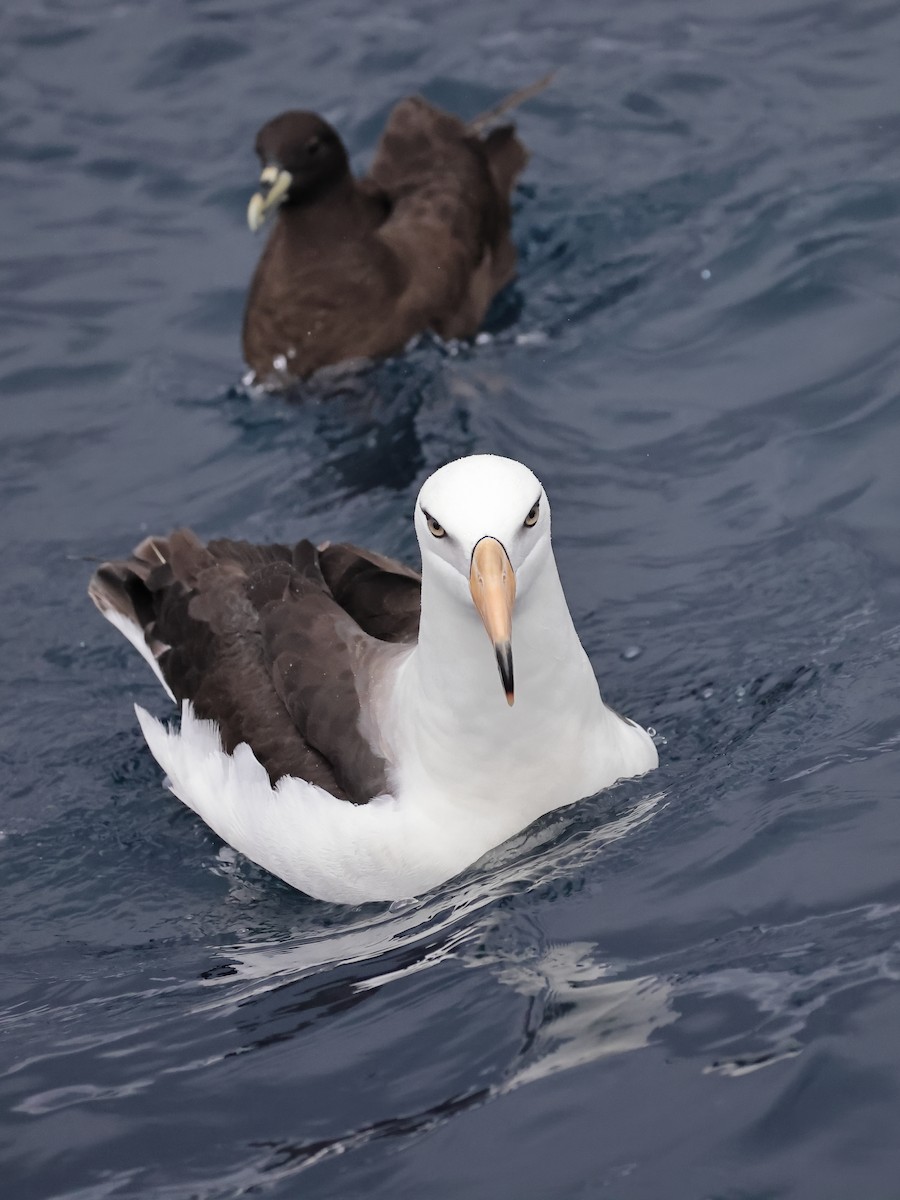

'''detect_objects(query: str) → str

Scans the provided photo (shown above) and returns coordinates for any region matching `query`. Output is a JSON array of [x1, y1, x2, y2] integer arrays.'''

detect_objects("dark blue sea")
[[3, 1, 900, 1195]]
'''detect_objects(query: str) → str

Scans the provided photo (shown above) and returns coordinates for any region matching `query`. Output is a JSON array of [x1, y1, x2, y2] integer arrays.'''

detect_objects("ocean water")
[[2, 0, 900, 1196]]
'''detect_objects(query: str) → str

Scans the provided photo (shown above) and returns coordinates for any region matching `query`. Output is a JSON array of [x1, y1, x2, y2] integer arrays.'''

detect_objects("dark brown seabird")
[[241, 77, 551, 384]]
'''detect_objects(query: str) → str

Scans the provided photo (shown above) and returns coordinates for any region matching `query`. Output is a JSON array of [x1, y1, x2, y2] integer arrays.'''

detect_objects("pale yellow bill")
[[247, 166, 294, 232], [469, 536, 516, 705]]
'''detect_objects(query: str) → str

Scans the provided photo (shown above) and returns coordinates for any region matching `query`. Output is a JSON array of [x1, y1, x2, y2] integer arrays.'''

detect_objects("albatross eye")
[[524, 500, 540, 528], [306, 136, 321, 155], [425, 513, 446, 539]]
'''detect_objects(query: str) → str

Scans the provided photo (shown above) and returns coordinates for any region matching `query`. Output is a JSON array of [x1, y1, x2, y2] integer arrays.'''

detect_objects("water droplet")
[[700, 268, 711, 280], [735, 684, 746, 699], [701, 685, 714, 699], [475, 332, 493, 346], [515, 330, 549, 347], [621, 644, 642, 661], [272, 354, 287, 372]]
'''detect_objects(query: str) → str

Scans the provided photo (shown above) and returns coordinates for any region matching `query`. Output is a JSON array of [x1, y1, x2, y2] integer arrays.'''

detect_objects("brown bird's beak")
[[469, 536, 516, 705], [247, 164, 293, 232]]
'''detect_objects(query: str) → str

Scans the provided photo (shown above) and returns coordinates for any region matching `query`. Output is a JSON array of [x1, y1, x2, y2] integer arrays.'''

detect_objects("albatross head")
[[247, 111, 350, 232], [415, 456, 553, 706]]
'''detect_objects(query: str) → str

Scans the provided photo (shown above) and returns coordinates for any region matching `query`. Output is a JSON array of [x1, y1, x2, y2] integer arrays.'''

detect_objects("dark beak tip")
[[495, 641, 514, 705]]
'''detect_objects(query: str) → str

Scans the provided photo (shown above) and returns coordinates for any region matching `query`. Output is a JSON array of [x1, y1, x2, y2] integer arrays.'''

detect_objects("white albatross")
[[89, 455, 657, 904]]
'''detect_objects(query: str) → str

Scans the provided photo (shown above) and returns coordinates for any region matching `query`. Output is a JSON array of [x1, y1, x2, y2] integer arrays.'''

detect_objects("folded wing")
[[367, 96, 528, 337], [89, 533, 421, 802]]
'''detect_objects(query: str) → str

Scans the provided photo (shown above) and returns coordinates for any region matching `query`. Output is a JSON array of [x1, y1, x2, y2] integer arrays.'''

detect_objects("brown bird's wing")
[[89, 534, 421, 801], [365, 96, 527, 338]]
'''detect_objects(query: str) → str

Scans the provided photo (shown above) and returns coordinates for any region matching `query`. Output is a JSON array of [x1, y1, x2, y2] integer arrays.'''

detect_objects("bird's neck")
[[278, 175, 375, 242], [416, 556, 589, 698], [389, 557, 608, 810]]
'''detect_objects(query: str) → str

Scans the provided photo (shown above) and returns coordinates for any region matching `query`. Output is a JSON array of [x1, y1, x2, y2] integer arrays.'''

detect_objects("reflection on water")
[[492, 947, 675, 1088], [196, 788, 666, 1011]]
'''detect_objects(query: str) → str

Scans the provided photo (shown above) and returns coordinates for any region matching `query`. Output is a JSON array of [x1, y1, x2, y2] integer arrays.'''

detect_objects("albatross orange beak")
[[469, 537, 516, 705]]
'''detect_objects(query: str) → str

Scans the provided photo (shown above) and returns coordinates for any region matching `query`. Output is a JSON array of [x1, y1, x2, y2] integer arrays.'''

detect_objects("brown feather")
[[89, 536, 422, 799]]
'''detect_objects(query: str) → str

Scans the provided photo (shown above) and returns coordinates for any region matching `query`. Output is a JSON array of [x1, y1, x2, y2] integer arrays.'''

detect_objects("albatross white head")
[[413, 455, 558, 708]]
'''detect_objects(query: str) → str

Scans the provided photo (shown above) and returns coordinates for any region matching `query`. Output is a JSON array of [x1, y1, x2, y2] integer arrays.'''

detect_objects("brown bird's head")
[[247, 111, 350, 231]]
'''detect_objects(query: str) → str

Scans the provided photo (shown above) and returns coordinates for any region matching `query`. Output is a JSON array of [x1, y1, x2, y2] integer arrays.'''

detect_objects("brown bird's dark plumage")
[[89, 533, 421, 800], [241, 77, 551, 383]]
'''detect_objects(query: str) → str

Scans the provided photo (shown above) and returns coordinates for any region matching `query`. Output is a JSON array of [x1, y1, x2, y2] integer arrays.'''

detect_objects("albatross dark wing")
[[318, 541, 420, 642], [89, 534, 422, 801]]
